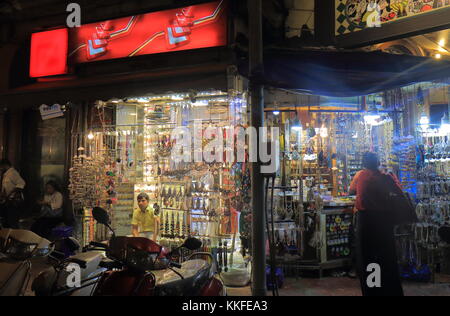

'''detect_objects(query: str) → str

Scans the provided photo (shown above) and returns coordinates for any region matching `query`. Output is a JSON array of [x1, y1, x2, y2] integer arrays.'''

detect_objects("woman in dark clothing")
[[350, 152, 404, 296]]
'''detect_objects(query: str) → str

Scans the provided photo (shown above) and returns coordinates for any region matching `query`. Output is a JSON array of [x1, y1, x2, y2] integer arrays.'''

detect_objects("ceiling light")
[[291, 117, 303, 131], [364, 113, 381, 125], [441, 113, 450, 134]]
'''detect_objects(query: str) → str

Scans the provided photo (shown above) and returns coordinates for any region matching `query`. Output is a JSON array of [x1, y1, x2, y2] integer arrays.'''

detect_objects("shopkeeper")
[[132, 193, 160, 240]]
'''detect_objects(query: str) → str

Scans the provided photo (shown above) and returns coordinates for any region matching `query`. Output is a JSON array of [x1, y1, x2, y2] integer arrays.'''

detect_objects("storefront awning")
[[239, 49, 450, 97], [0, 63, 229, 108]]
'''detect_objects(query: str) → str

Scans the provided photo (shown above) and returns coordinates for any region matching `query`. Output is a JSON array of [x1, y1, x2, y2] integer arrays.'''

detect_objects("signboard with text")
[[30, 0, 228, 78]]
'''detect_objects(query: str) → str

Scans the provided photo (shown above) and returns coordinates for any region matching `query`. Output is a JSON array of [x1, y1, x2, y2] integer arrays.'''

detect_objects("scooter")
[[0, 228, 105, 296], [32, 244, 107, 296], [0, 228, 53, 296], [90, 207, 226, 296]]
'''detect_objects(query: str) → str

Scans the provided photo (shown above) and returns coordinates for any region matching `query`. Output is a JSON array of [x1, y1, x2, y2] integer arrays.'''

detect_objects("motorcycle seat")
[[153, 259, 211, 296], [68, 251, 104, 279]]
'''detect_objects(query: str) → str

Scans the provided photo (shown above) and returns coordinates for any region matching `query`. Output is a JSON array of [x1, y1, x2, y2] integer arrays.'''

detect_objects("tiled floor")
[[227, 275, 450, 296], [23, 258, 450, 296]]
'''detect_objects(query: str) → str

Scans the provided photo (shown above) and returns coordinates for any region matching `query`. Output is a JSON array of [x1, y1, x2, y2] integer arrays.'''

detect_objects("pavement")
[[226, 274, 450, 296], [22, 257, 450, 296], [13, 242, 450, 296]]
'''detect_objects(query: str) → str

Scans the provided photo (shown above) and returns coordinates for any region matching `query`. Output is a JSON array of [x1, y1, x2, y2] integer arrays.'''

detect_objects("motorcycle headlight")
[[125, 246, 159, 272], [4, 238, 38, 260], [0, 237, 7, 253]]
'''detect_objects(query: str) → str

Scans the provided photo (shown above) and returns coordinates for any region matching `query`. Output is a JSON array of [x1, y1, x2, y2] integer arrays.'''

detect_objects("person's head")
[[362, 152, 379, 171], [137, 193, 150, 211], [45, 181, 59, 195], [0, 159, 11, 172]]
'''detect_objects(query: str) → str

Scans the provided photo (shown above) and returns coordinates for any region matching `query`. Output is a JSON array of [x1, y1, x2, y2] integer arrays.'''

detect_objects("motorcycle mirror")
[[66, 237, 80, 252], [182, 237, 202, 251], [92, 207, 110, 225]]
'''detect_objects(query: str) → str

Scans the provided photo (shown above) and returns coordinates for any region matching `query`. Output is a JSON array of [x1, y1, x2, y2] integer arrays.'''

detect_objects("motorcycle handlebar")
[[169, 261, 182, 269], [89, 241, 108, 249]]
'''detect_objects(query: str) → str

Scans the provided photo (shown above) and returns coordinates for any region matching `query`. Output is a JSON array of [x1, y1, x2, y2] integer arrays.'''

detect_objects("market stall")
[[67, 89, 252, 280], [263, 82, 450, 280]]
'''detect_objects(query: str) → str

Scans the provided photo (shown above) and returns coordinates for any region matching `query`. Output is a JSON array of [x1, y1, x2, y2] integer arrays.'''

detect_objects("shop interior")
[[66, 81, 450, 291]]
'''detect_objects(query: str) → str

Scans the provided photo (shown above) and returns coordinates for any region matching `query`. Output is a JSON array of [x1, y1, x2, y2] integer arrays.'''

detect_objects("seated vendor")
[[38, 180, 63, 218], [31, 180, 64, 238], [132, 193, 160, 241]]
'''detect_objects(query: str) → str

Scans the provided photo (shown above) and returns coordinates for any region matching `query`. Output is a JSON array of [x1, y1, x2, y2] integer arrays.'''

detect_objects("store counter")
[[298, 201, 355, 277]]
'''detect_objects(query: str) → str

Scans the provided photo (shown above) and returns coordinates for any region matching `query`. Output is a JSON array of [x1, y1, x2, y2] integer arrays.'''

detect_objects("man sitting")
[[31, 181, 64, 238]]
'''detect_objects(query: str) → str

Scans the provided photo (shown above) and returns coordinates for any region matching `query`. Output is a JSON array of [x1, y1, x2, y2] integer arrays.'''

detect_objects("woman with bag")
[[350, 152, 415, 296]]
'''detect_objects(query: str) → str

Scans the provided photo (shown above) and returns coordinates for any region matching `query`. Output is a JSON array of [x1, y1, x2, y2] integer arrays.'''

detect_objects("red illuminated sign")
[[29, 1, 227, 78], [30, 28, 69, 78]]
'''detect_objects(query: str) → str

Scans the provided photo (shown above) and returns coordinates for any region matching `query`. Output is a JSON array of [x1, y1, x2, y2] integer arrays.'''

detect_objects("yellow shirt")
[[131, 206, 158, 233]]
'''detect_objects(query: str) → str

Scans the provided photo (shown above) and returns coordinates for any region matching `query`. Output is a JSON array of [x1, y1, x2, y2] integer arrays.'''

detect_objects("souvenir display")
[[391, 136, 417, 194], [68, 91, 250, 256], [65, 81, 449, 284]]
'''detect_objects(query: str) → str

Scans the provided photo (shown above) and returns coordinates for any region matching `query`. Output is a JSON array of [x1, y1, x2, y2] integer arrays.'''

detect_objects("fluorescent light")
[[137, 98, 149, 103], [441, 113, 450, 134], [109, 98, 122, 104], [320, 127, 328, 138], [419, 114, 429, 125], [441, 124, 450, 134], [364, 114, 381, 125], [273, 111, 280, 116], [419, 112, 429, 130], [291, 117, 302, 131]]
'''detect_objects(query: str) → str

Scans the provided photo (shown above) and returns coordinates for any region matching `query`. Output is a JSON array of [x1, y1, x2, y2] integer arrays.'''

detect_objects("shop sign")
[[336, 0, 450, 35], [30, 0, 228, 78], [30, 29, 69, 78], [39, 104, 64, 120]]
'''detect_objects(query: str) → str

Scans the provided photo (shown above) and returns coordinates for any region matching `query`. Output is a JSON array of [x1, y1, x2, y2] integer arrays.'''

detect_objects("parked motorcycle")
[[90, 207, 226, 296], [0, 229, 53, 296], [32, 244, 107, 296], [0, 228, 105, 296]]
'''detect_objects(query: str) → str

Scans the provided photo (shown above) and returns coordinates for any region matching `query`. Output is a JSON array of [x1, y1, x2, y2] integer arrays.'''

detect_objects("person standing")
[[131, 193, 160, 240], [0, 159, 26, 228], [349, 152, 404, 296]]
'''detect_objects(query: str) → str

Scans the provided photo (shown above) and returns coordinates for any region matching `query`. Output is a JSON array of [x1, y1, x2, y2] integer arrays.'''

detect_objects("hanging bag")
[[376, 174, 418, 226]]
